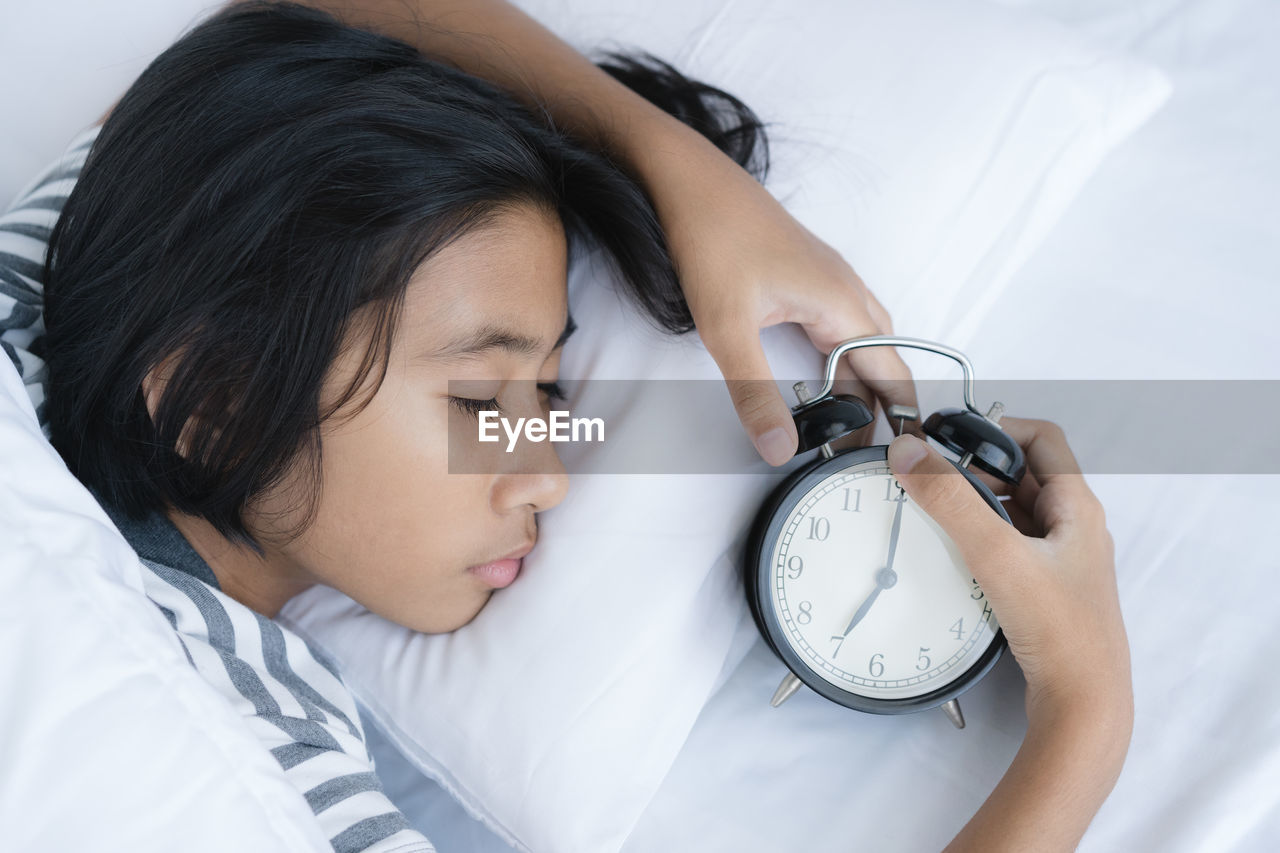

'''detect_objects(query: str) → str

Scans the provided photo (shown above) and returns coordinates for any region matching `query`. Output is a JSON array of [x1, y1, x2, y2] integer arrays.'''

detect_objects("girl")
[[2, 1, 1131, 849]]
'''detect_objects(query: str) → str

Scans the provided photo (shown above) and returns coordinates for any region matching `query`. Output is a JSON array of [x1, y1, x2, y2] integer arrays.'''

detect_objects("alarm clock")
[[743, 335, 1026, 729]]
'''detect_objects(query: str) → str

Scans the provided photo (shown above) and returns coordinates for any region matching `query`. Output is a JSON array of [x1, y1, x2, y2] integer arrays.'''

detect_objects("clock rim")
[[744, 443, 1012, 715]]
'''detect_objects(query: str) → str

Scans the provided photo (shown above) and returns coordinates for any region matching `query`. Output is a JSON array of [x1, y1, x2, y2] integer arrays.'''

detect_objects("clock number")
[[884, 478, 906, 502], [950, 618, 965, 641], [982, 601, 993, 619], [786, 555, 804, 580], [970, 577, 984, 600], [868, 653, 885, 678], [916, 647, 932, 671], [841, 487, 862, 512], [829, 634, 846, 658], [797, 600, 813, 625], [806, 516, 830, 541]]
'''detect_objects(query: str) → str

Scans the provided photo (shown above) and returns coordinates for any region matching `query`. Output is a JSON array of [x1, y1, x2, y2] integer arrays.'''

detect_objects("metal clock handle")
[[810, 335, 985, 417], [800, 335, 1023, 483]]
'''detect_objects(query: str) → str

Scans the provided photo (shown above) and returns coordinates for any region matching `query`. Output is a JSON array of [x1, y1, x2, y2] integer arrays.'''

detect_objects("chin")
[[396, 593, 491, 634]]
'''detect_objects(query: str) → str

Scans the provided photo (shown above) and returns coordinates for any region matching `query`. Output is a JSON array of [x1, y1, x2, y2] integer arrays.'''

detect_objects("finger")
[[860, 289, 928, 439], [969, 461, 1043, 519], [827, 354, 877, 451], [699, 319, 798, 467], [798, 291, 922, 438], [1007, 467, 1042, 520], [851, 346, 922, 438], [997, 416, 1102, 537], [998, 496, 1040, 537], [863, 288, 895, 335], [886, 434, 1019, 571]]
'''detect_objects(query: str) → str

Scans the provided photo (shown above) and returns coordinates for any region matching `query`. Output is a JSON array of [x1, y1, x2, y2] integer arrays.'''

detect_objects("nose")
[[491, 416, 570, 514]]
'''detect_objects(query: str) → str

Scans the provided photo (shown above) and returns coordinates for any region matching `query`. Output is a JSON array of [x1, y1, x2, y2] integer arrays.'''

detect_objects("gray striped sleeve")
[[257, 615, 362, 740], [304, 772, 382, 813], [331, 813, 415, 853], [0, 124, 99, 415], [272, 742, 332, 771], [146, 560, 346, 754], [139, 559, 435, 850]]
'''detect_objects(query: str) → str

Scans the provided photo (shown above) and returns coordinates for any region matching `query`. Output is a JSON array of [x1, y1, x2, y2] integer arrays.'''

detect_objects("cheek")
[[274, 379, 496, 629]]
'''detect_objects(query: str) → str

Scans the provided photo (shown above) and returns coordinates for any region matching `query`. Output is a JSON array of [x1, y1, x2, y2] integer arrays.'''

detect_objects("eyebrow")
[[427, 310, 577, 361]]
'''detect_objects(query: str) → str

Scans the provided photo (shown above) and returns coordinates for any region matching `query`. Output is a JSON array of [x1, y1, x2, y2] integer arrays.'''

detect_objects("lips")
[[468, 540, 535, 589]]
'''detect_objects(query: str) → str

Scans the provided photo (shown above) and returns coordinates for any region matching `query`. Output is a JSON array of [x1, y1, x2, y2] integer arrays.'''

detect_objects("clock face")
[[755, 446, 1007, 709]]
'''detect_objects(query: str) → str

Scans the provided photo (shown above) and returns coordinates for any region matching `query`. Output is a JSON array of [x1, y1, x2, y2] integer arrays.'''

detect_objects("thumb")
[[886, 434, 1013, 560], [700, 324, 798, 467]]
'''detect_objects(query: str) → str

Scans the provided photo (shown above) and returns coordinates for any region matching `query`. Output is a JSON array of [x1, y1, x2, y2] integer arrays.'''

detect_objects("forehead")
[[399, 204, 569, 348]]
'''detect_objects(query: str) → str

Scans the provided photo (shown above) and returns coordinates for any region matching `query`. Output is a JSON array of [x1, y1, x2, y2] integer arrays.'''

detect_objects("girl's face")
[[245, 202, 573, 632]]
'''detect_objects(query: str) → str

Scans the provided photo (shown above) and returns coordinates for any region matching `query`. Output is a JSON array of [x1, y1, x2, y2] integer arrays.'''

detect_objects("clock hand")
[[837, 566, 898, 639], [835, 488, 908, 640], [884, 484, 907, 572]]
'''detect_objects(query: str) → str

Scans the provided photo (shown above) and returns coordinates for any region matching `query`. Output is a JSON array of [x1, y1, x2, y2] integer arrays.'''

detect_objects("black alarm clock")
[[743, 335, 1026, 729]]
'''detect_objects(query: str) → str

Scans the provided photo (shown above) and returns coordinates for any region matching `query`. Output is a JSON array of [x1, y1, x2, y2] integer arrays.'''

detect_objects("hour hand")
[[836, 566, 898, 639], [835, 487, 908, 641]]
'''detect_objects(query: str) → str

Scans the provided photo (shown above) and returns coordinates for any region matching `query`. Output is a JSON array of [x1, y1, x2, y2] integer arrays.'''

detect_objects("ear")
[[141, 351, 197, 460]]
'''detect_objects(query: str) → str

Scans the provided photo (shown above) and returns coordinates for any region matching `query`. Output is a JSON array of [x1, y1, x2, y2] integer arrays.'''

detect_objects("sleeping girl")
[[1, 1, 1132, 849]]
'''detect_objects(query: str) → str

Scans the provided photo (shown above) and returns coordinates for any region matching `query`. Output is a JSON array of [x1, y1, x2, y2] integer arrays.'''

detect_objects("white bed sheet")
[[370, 0, 1280, 849], [615, 0, 1280, 851]]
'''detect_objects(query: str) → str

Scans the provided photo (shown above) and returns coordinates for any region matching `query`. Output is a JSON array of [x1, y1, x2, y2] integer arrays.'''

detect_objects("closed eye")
[[538, 380, 567, 403], [448, 381, 567, 419], [449, 395, 500, 417]]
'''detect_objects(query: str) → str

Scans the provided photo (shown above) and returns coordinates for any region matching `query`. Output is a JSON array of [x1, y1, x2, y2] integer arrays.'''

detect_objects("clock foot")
[[771, 672, 803, 707], [941, 698, 966, 729]]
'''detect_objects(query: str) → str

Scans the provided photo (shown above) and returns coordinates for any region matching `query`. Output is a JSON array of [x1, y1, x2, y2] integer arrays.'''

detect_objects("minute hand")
[[884, 485, 906, 571], [837, 491, 908, 639]]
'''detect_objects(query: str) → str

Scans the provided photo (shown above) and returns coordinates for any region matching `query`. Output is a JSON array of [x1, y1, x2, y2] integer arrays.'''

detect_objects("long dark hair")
[[44, 0, 768, 548]]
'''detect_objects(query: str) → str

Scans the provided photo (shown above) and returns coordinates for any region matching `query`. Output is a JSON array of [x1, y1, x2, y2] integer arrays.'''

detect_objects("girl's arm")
[[265, 0, 922, 467], [945, 702, 1131, 850]]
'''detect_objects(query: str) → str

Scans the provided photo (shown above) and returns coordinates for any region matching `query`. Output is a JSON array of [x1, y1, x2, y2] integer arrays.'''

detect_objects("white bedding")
[[369, 0, 1280, 849], [619, 1, 1280, 850]]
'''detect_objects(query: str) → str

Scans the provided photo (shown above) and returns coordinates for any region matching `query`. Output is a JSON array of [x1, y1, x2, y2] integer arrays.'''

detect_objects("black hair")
[[44, 0, 769, 548]]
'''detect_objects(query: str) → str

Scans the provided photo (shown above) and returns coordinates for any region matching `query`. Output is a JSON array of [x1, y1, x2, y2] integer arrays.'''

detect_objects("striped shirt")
[[0, 124, 435, 853]]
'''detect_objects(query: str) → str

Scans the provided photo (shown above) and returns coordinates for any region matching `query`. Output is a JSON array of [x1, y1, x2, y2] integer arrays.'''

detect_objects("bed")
[[2, 0, 1277, 851]]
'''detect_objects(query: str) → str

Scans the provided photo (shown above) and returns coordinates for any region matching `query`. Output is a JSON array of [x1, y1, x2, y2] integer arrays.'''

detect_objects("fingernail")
[[755, 426, 794, 467], [888, 434, 928, 473]]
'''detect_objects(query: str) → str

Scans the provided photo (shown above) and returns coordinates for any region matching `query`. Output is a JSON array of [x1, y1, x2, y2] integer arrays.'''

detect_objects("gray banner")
[[446, 379, 1280, 474]]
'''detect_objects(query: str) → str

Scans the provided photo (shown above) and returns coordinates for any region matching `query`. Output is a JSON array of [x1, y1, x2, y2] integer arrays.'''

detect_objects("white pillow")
[[0, 355, 331, 852], [275, 2, 1172, 852]]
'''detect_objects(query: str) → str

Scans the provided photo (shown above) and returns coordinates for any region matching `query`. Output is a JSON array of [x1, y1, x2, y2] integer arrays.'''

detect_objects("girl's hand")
[[886, 418, 1133, 734], [632, 118, 923, 466], [887, 418, 1132, 850]]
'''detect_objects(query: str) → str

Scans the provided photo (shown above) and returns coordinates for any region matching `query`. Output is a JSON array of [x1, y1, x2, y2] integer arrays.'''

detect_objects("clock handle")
[[810, 335, 987, 416]]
